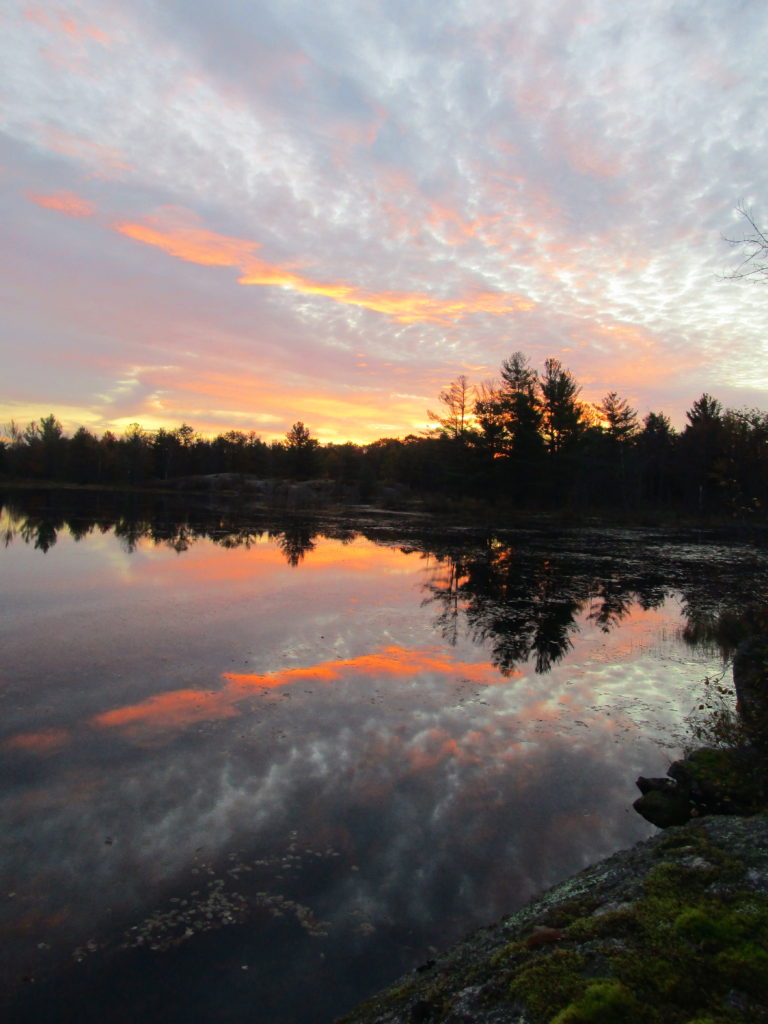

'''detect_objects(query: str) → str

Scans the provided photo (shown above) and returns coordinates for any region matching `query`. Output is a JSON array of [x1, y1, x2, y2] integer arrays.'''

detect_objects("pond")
[[1, 491, 765, 1023]]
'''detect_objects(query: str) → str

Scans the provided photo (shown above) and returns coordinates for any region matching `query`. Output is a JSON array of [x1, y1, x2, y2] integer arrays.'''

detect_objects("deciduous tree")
[[723, 203, 768, 281], [428, 374, 475, 442]]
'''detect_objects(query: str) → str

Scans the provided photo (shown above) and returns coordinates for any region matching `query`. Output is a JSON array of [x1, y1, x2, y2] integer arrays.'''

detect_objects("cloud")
[[114, 208, 535, 324], [114, 208, 259, 268], [2, 0, 768, 436], [25, 189, 96, 217], [23, 5, 110, 46]]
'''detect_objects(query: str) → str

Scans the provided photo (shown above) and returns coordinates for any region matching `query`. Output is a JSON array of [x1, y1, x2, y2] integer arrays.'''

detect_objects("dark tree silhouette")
[[637, 411, 676, 505], [539, 358, 583, 455], [284, 421, 320, 479], [599, 392, 638, 443]]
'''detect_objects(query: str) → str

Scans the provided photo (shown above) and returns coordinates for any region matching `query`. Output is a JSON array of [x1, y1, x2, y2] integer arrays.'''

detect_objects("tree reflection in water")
[[0, 490, 323, 566], [272, 522, 317, 566], [2, 490, 768, 662], [418, 532, 759, 674]]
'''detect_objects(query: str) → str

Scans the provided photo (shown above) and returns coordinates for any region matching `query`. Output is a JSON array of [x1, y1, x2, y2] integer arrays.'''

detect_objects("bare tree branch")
[[723, 202, 768, 281]]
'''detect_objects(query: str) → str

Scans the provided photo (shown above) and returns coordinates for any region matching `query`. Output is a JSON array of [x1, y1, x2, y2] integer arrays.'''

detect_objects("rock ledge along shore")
[[335, 813, 768, 1024]]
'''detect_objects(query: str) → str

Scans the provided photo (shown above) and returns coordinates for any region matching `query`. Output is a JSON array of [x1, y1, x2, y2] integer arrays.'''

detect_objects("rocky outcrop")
[[634, 745, 767, 828], [335, 814, 768, 1024]]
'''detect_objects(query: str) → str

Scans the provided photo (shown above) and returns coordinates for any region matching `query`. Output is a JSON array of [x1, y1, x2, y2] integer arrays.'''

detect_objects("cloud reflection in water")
[[0, 503, 734, 1021]]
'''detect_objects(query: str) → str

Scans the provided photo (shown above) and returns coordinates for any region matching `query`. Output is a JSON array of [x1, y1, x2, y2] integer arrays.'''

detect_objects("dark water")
[[1, 491, 764, 1022]]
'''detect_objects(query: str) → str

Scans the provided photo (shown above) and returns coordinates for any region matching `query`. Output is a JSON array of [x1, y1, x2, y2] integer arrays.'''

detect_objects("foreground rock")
[[634, 746, 768, 827], [335, 814, 768, 1024]]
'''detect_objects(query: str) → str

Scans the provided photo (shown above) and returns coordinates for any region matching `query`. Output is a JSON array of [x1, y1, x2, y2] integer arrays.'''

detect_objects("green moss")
[[541, 895, 601, 929], [644, 857, 740, 901], [715, 941, 768, 993], [603, 864, 767, 1020], [653, 828, 745, 873], [489, 939, 526, 968], [565, 905, 639, 942], [497, 832, 764, 1021], [673, 906, 740, 947], [610, 943, 708, 1012], [550, 980, 640, 1023], [654, 830, 718, 856], [507, 949, 587, 1022]]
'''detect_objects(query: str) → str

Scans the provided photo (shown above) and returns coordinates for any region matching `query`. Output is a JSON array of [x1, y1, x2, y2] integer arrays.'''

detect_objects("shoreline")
[[335, 813, 768, 1024]]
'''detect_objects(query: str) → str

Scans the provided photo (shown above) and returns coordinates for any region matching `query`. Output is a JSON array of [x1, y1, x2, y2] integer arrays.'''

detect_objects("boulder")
[[634, 746, 766, 828]]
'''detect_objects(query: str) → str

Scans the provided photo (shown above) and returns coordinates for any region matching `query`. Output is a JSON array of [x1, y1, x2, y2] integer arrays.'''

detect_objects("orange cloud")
[[114, 209, 535, 324], [26, 190, 96, 217], [239, 261, 535, 323], [425, 201, 505, 248], [95, 359, 430, 445], [114, 211, 259, 267], [90, 645, 504, 739]]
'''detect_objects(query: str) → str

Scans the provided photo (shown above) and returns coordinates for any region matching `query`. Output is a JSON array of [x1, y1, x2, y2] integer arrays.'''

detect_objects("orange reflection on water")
[[407, 729, 483, 771], [130, 534, 411, 586], [92, 688, 238, 732], [224, 645, 502, 688], [90, 646, 505, 739], [4, 728, 70, 754]]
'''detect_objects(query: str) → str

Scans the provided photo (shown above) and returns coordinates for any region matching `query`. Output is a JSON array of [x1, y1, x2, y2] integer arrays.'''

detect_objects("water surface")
[[1, 493, 761, 1022]]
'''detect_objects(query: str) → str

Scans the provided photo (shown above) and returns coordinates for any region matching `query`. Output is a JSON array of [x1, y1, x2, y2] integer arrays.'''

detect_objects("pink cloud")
[[26, 189, 96, 217], [23, 6, 109, 45], [41, 127, 132, 178]]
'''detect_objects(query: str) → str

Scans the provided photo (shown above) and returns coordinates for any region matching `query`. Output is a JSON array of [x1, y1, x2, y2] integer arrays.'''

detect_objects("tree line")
[[423, 352, 768, 517], [2, 352, 768, 517]]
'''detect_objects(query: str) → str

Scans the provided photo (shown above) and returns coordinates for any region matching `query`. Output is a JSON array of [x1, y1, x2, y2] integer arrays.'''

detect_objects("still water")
[[1, 492, 763, 1022]]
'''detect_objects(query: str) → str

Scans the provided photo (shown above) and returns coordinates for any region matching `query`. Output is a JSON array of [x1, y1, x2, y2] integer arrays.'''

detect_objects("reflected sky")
[[0, 503, 741, 1022]]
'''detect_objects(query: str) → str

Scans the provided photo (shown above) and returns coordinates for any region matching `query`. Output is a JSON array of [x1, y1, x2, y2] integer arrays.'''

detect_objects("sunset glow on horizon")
[[3, 1, 768, 444]]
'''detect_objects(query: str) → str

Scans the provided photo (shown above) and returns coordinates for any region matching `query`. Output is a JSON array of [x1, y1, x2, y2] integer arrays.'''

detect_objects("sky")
[[2, 0, 768, 445]]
